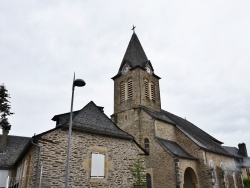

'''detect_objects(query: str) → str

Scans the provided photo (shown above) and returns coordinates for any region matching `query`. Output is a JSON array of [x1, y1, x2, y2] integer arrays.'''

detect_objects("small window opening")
[[146, 173, 152, 188], [145, 138, 150, 153]]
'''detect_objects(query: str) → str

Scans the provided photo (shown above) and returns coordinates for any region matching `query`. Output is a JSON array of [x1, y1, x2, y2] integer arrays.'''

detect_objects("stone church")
[[0, 32, 249, 188], [110, 32, 249, 188]]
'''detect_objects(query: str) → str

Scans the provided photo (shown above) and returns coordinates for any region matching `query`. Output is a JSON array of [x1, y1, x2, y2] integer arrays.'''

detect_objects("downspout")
[[31, 138, 41, 187]]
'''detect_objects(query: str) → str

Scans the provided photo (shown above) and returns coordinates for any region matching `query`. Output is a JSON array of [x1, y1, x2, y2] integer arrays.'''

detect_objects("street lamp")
[[65, 74, 86, 188]]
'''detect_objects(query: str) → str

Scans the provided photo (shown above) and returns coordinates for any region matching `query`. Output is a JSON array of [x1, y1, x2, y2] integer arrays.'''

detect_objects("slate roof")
[[156, 137, 197, 160], [0, 135, 30, 168], [52, 101, 133, 139], [112, 33, 160, 79], [223, 146, 250, 168], [142, 107, 232, 157], [120, 32, 149, 70], [223, 146, 245, 158]]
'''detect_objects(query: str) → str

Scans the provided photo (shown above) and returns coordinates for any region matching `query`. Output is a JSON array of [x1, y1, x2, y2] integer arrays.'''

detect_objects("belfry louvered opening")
[[120, 79, 133, 102], [144, 79, 149, 98], [145, 80, 155, 101], [150, 82, 155, 100], [127, 79, 133, 99], [120, 82, 126, 102]]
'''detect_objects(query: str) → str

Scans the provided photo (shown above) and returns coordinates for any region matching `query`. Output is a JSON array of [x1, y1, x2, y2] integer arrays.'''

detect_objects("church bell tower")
[[112, 32, 161, 116]]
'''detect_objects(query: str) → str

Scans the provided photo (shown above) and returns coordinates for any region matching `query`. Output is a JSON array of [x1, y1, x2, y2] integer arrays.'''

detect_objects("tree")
[[0, 84, 14, 130], [129, 157, 147, 188], [244, 178, 250, 188]]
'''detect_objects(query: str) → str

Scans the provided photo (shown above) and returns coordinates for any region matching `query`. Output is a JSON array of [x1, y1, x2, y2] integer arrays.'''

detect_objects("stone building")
[[0, 101, 146, 187], [111, 32, 250, 188], [0, 32, 250, 188]]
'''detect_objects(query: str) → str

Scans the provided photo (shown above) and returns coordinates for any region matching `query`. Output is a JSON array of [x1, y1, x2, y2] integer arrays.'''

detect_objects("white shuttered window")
[[91, 153, 105, 179], [0, 170, 8, 187]]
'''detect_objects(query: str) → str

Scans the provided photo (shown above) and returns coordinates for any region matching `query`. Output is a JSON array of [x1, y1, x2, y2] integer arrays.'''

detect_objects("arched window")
[[209, 160, 217, 185], [145, 138, 150, 153], [146, 173, 152, 188], [233, 172, 237, 188], [220, 162, 228, 187]]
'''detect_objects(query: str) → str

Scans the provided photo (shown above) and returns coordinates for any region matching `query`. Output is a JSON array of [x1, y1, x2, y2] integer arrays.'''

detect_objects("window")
[[22, 159, 27, 179], [233, 172, 237, 188], [209, 160, 217, 185], [144, 79, 155, 101], [145, 138, 150, 153], [91, 152, 105, 179], [0, 170, 8, 187], [120, 79, 133, 102], [220, 162, 228, 187], [145, 79, 149, 98], [146, 173, 152, 188], [120, 82, 126, 102], [149, 82, 155, 100], [127, 79, 133, 99], [16, 164, 23, 182]]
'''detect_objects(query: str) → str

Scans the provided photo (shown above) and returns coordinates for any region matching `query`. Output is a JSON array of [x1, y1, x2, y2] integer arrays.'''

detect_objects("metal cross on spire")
[[131, 25, 136, 33]]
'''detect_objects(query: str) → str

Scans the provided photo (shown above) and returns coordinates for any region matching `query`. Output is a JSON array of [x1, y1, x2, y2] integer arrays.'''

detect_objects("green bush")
[[129, 158, 147, 188], [244, 178, 250, 188]]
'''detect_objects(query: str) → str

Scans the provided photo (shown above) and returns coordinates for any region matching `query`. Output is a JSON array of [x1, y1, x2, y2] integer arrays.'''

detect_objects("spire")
[[119, 32, 149, 71]]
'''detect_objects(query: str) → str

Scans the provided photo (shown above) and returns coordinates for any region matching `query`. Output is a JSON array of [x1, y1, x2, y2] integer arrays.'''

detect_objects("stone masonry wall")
[[113, 68, 161, 114], [115, 108, 140, 144], [179, 158, 199, 188], [140, 110, 176, 188], [11, 146, 37, 188], [116, 107, 177, 187], [155, 120, 176, 141], [175, 127, 239, 188], [25, 128, 142, 188]]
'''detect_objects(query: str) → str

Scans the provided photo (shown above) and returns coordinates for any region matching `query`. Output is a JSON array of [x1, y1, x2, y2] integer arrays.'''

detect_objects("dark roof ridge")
[[161, 109, 223, 144], [160, 110, 235, 157], [139, 106, 175, 125]]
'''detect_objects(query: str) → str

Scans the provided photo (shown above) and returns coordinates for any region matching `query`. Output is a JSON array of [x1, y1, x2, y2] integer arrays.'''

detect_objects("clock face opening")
[[146, 67, 151, 73], [122, 66, 129, 74]]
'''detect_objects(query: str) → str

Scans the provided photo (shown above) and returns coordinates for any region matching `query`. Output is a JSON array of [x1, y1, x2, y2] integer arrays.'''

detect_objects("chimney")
[[238, 143, 248, 157], [0, 129, 10, 150]]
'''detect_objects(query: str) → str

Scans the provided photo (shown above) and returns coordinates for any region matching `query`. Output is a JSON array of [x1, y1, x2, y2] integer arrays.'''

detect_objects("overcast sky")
[[0, 0, 249, 153]]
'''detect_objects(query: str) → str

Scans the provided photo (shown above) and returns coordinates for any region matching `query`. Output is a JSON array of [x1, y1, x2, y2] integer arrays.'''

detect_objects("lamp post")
[[65, 74, 85, 188]]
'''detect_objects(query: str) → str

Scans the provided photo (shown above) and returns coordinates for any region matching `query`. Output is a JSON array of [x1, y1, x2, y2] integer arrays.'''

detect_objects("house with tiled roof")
[[0, 101, 146, 187], [1, 32, 249, 188]]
